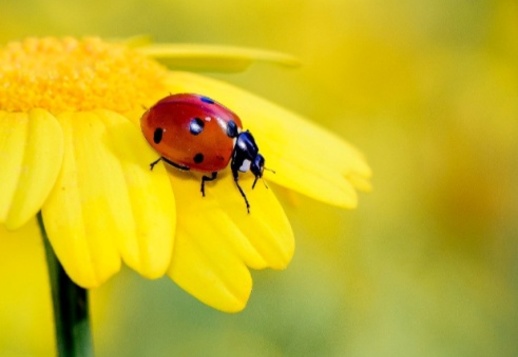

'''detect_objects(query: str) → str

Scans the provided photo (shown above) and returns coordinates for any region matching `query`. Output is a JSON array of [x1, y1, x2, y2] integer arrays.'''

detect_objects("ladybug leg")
[[149, 157, 162, 170], [200, 172, 218, 197], [232, 169, 251, 214], [252, 176, 259, 189], [150, 157, 190, 171]]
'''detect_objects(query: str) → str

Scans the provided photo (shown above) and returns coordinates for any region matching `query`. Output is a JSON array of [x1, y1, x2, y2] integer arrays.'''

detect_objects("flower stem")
[[38, 212, 94, 357]]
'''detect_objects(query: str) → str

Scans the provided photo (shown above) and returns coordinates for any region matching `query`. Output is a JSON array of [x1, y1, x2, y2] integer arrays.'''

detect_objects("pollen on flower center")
[[0, 37, 169, 113]]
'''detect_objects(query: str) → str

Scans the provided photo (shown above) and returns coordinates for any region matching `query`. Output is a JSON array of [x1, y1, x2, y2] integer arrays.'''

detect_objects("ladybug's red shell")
[[141, 94, 242, 172]]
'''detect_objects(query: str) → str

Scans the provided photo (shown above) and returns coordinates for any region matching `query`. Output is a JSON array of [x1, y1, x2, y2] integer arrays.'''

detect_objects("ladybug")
[[140, 93, 266, 213]]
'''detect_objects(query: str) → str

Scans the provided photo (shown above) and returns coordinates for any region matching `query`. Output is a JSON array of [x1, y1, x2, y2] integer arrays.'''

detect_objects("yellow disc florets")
[[0, 37, 168, 113]]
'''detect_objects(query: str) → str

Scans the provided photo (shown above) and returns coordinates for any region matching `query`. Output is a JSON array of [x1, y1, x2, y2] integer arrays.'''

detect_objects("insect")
[[140, 93, 266, 213]]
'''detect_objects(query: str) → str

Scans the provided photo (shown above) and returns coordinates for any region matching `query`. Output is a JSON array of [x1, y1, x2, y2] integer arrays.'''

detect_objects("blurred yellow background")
[[1, 0, 518, 356]]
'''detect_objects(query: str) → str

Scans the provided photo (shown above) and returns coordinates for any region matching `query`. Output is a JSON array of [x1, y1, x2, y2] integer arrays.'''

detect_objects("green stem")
[[38, 212, 94, 357]]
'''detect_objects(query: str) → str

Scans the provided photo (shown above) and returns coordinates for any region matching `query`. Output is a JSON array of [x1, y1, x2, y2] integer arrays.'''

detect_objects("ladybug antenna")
[[252, 175, 269, 190], [262, 178, 269, 190], [252, 167, 275, 190]]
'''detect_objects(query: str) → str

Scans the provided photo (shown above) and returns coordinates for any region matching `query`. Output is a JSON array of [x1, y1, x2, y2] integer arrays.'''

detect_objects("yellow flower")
[[0, 37, 371, 312]]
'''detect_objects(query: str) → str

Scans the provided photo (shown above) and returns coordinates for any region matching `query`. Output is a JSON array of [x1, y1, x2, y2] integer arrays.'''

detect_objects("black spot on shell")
[[193, 153, 204, 164], [200, 96, 215, 104], [189, 117, 205, 135], [226, 120, 238, 138], [153, 128, 163, 144]]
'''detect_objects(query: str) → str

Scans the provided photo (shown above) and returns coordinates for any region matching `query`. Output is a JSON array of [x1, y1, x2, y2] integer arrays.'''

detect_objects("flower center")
[[0, 37, 169, 113]]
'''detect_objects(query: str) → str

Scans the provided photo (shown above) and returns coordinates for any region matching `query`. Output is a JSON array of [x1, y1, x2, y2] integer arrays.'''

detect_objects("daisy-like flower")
[[0, 37, 371, 313]]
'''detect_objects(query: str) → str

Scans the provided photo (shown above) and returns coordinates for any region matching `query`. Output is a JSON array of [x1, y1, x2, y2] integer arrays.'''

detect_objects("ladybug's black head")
[[250, 154, 265, 189], [230, 131, 270, 212], [231, 131, 265, 187]]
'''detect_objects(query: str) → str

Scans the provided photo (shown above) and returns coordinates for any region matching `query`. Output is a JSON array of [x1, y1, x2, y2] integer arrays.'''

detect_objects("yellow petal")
[[167, 169, 294, 312], [96, 110, 177, 277], [163, 71, 372, 208], [138, 44, 300, 72], [42, 110, 176, 287], [0, 109, 64, 229], [346, 172, 373, 192]]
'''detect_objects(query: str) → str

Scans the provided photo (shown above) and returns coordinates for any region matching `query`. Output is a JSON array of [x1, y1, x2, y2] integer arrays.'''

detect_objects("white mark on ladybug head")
[[239, 159, 251, 173]]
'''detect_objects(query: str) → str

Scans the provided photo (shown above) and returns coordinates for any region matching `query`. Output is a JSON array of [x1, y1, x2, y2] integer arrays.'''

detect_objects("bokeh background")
[[1, 0, 518, 356]]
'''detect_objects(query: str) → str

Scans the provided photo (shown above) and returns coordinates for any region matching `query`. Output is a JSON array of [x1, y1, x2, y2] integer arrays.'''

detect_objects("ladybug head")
[[230, 131, 273, 211], [232, 131, 266, 188], [250, 154, 265, 188]]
